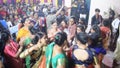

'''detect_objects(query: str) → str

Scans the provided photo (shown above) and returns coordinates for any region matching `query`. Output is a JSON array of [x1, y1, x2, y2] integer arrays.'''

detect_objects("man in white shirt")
[[113, 24, 120, 68], [111, 15, 120, 52], [112, 15, 120, 33]]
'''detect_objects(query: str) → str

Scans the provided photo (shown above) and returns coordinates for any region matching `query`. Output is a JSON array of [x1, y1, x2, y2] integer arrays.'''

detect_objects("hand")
[[94, 64, 100, 68], [36, 41, 44, 49], [19, 37, 26, 46], [18, 46, 23, 52], [61, 4, 64, 8]]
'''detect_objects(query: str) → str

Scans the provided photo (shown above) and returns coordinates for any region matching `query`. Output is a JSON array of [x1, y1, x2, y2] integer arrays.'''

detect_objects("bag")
[[102, 51, 114, 67], [39, 55, 46, 68]]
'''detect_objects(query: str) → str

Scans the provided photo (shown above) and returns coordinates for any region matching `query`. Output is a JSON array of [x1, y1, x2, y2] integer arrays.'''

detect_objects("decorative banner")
[[25, 0, 28, 4], [44, 0, 47, 3], [33, 0, 36, 4], [65, 0, 71, 7], [47, 0, 51, 4], [55, 0, 58, 7], [40, 0, 44, 4], [16, 0, 20, 3], [0, 0, 3, 4], [0, 0, 59, 5], [30, 0, 33, 4], [3, 0, 7, 3], [6, 0, 9, 4], [22, 0, 25, 3]]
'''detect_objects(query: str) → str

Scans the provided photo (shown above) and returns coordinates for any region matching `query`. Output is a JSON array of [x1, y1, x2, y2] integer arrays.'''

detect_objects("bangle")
[[38, 45, 41, 49], [27, 49, 30, 54]]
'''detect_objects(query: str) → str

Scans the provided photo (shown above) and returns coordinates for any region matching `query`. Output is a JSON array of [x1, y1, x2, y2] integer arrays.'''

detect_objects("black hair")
[[103, 19, 110, 27], [61, 9, 65, 12], [1, 30, 10, 44], [21, 17, 27, 24], [70, 16, 76, 24], [89, 25, 102, 46], [61, 19, 67, 25], [31, 32, 45, 45], [79, 18, 85, 22], [91, 25, 101, 37], [51, 10, 57, 14], [77, 25, 85, 32], [29, 26, 40, 35], [88, 32, 102, 45], [95, 8, 100, 12], [0, 30, 10, 56], [118, 14, 120, 17], [54, 32, 67, 46], [33, 12, 38, 16], [76, 32, 88, 44], [51, 20, 58, 25], [70, 16, 75, 21]]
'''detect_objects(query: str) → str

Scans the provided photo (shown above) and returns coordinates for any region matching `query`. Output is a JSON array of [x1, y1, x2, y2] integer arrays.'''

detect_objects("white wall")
[[86, 0, 120, 33]]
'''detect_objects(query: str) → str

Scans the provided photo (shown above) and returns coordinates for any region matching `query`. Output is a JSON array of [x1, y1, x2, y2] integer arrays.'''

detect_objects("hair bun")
[[54, 32, 67, 46]]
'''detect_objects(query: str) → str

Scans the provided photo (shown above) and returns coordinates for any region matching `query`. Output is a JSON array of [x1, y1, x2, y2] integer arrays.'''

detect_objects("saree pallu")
[[45, 42, 68, 68], [39, 55, 46, 68], [31, 55, 46, 68], [32, 46, 47, 68]]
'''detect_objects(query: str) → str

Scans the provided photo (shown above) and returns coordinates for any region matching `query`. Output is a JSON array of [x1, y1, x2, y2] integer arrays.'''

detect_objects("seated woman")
[[19, 32, 47, 68], [89, 25, 106, 55], [88, 25, 106, 66], [100, 19, 111, 50], [72, 32, 95, 68], [46, 32, 68, 68], [3, 30, 24, 68]]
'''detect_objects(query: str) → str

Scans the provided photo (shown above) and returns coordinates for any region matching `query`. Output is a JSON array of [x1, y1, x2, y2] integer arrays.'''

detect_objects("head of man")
[[60, 9, 65, 16], [95, 8, 100, 16]]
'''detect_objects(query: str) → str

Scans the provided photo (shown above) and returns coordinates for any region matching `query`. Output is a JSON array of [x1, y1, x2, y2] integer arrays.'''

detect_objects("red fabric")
[[100, 26, 110, 39], [4, 40, 24, 68], [17, 8, 22, 14], [0, 10, 7, 17], [88, 64, 94, 68]]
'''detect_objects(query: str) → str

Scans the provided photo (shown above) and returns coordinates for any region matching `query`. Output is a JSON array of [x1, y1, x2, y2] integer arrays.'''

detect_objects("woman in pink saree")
[[2, 31, 24, 68]]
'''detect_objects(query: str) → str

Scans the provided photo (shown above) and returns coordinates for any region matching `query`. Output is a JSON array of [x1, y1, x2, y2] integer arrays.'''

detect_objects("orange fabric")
[[39, 55, 46, 68]]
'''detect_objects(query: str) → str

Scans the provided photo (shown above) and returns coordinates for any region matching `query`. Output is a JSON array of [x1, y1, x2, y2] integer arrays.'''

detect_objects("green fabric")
[[24, 37, 32, 46], [26, 55, 31, 68], [52, 53, 66, 68], [45, 42, 67, 68]]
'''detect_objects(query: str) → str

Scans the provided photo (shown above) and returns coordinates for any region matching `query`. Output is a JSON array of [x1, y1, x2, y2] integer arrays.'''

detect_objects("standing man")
[[110, 15, 120, 51], [46, 5, 64, 30]]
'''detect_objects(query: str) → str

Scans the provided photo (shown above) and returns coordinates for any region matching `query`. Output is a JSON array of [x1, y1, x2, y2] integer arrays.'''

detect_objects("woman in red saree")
[[2, 30, 24, 68]]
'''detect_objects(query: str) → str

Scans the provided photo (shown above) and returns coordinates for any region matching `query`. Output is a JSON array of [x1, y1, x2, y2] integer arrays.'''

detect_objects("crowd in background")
[[0, 0, 120, 68]]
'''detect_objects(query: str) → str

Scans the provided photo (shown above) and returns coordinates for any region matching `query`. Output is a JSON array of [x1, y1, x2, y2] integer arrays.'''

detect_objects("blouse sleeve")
[[4, 46, 17, 58]]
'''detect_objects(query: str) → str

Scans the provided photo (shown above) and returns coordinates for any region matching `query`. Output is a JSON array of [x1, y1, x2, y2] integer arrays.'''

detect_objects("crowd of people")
[[0, 0, 120, 68]]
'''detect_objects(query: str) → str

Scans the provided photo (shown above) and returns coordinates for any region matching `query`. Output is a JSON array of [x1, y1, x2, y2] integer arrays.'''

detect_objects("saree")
[[16, 27, 31, 42], [32, 46, 47, 68], [45, 42, 68, 68], [100, 26, 111, 50], [4, 40, 24, 68]]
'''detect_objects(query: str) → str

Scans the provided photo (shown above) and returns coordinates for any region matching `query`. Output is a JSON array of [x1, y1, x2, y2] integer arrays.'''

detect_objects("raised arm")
[[55, 5, 64, 16], [19, 43, 44, 58]]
